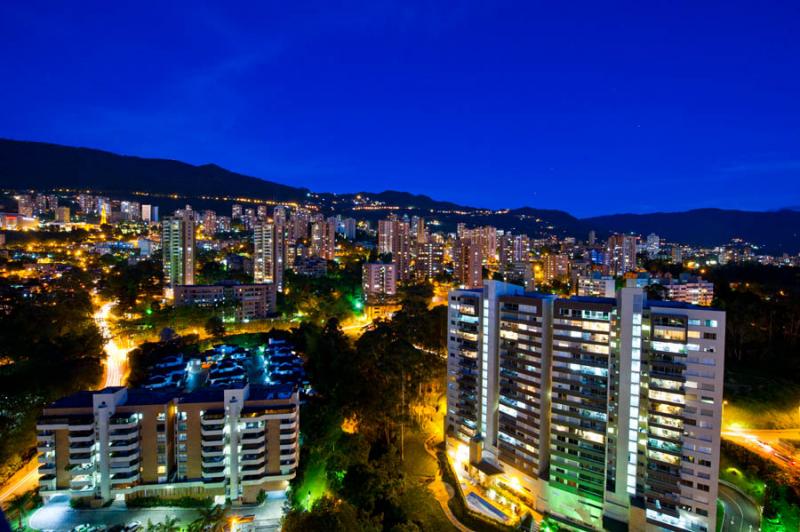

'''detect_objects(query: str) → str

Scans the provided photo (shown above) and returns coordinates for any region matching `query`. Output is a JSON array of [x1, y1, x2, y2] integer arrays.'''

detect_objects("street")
[[29, 494, 285, 531], [719, 483, 761, 532], [722, 428, 800, 471], [94, 300, 132, 388]]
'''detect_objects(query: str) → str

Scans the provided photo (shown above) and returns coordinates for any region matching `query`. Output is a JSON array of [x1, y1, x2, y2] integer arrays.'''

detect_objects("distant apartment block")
[[311, 218, 337, 260], [606, 234, 639, 276], [378, 217, 411, 280], [292, 256, 328, 278], [37, 384, 299, 504], [253, 222, 275, 285], [577, 272, 616, 298], [362, 262, 397, 301], [542, 254, 570, 283], [661, 275, 715, 307], [173, 282, 276, 321], [162, 209, 196, 293], [55, 206, 71, 223], [454, 238, 483, 289], [415, 241, 445, 280], [446, 281, 725, 532]]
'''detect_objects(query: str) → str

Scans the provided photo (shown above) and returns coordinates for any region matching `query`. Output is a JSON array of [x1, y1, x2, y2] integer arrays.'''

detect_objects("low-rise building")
[[173, 282, 276, 321], [37, 384, 299, 504], [661, 274, 715, 306]]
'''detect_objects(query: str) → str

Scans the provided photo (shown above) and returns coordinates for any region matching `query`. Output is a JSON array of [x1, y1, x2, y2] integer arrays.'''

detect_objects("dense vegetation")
[[721, 440, 800, 531], [0, 272, 104, 484], [282, 283, 448, 531], [278, 258, 363, 324]]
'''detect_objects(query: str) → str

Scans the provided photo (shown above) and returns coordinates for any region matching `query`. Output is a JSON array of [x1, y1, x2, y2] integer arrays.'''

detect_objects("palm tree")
[[190, 505, 229, 532], [159, 515, 181, 532], [207, 505, 229, 532], [6, 491, 33, 531]]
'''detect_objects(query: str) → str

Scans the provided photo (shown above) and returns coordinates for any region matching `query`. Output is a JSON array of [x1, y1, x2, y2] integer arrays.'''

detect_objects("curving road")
[[1, 299, 131, 505], [718, 483, 761, 532], [722, 429, 800, 472]]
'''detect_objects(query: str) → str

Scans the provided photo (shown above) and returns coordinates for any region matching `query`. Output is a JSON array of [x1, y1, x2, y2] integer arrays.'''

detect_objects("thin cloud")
[[720, 160, 800, 173]]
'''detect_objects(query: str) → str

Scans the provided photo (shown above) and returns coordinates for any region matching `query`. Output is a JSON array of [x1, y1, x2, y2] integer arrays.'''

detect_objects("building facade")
[[253, 222, 275, 285], [454, 238, 483, 289], [662, 276, 714, 307], [362, 262, 397, 301], [162, 210, 196, 293], [173, 282, 276, 321], [378, 217, 411, 280], [606, 234, 639, 276], [37, 384, 299, 504], [446, 281, 725, 532]]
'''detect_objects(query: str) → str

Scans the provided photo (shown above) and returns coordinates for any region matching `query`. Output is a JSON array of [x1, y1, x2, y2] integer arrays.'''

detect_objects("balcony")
[[240, 432, 263, 443], [69, 453, 93, 465], [37, 442, 56, 453], [201, 445, 225, 457], [240, 463, 265, 475], [69, 431, 95, 444], [200, 426, 224, 438], [109, 427, 139, 440], [70, 474, 94, 488], [201, 465, 226, 478], [109, 450, 140, 464], [37, 431, 55, 442], [69, 420, 95, 431], [280, 448, 297, 459], [240, 442, 266, 454], [68, 463, 95, 474], [109, 440, 139, 452], [240, 453, 265, 465], [201, 455, 226, 468], [109, 415, 138, 430], [110, 471, 140, 485], [38, 462, 56, 475], [110, 459, 141, 474], [69, 439, 94, 451], [279, 427, 297, 439], [39, 474, 57, 491]]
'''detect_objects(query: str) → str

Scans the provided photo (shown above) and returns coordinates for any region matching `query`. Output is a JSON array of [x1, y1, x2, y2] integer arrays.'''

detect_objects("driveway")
[[29, 494, 285, 531]]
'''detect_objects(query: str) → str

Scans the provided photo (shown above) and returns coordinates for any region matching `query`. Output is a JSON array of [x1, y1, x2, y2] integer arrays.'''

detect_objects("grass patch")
[[295, 453, 329, 510], [720, 448, 766, 503]]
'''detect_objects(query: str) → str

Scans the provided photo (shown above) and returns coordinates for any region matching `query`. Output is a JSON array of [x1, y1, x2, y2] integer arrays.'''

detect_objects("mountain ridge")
[[1, 138, 799, 253]]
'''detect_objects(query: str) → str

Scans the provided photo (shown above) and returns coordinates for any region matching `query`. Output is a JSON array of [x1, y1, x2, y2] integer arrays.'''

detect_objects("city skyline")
[[2, 3, 800, 216], [2, 4, 800, 531]]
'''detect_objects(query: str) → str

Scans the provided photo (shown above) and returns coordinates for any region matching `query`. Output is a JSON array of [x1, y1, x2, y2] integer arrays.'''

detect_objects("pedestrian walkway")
[[423, 435, 473, 532]]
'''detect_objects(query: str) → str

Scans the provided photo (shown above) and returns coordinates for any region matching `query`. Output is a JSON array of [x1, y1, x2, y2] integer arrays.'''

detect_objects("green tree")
[[6, 491, 33, 530], [205, 316, 226, 339], [282, 496, 378, 532], [189, 504, 229, 531]]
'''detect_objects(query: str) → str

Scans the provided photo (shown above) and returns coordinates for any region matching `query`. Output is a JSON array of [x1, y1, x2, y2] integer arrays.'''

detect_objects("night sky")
[[1, 2, 799, 216]]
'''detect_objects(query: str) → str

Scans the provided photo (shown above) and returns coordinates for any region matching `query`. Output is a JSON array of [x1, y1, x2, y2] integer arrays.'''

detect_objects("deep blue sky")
[[2, 2, 799, 216]]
